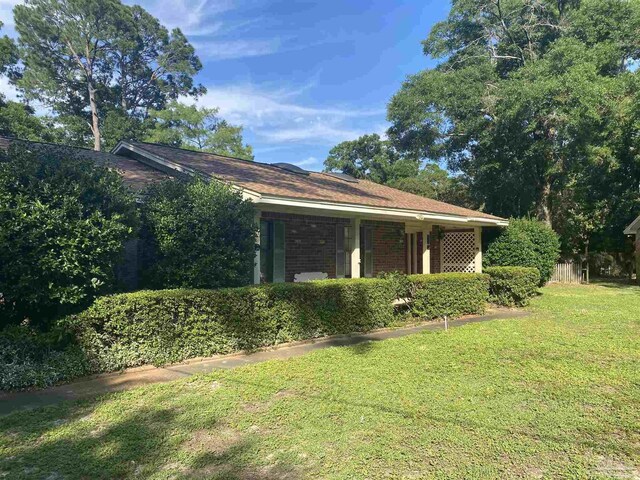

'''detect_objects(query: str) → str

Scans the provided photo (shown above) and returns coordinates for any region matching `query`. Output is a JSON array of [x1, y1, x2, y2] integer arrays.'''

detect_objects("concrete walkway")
[[0, 309, 530, 416]]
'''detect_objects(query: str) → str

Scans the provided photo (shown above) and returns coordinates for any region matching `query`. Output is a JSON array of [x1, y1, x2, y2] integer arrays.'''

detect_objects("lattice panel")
[[442, 231, 476, 273]]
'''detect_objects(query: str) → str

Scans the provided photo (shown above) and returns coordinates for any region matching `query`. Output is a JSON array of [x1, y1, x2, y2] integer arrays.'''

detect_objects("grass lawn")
[[1, 283, 639, 479]]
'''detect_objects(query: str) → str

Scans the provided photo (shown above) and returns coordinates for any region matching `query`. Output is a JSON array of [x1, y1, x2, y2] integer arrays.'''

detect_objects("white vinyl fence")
[[550, 262, 583, 284]]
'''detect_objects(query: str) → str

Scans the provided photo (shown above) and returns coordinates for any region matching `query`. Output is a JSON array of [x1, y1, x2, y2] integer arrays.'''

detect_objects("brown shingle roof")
[[127, 141, 504, 221], [0, 136, 170, 191]]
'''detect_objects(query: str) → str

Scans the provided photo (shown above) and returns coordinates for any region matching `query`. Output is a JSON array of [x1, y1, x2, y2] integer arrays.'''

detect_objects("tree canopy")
[[385, 0, 640, 254], [145, 102, 254, 160], [13, 0, 204, 151]]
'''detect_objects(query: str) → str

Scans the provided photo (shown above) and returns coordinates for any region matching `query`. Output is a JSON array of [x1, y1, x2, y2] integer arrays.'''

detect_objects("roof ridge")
[[129, 140, 262, 165], [129, 140, 322, 178]]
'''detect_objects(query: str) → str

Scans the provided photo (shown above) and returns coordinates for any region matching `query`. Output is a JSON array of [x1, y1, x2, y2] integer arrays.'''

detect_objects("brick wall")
[[362, 220, 406, 276], [260, 212, 406, 281], [261, 212, 349, 282]]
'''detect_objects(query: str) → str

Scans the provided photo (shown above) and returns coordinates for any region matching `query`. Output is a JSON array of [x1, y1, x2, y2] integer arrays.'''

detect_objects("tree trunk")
[[538, 178, 553, 229], [88, 82, 101, 151]]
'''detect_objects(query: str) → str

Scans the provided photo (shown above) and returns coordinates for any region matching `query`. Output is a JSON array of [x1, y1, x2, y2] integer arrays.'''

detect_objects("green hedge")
[[3, 272, 528, 391], [0, 326, 92, 391], [485, 267, 540, 307], [64, 278, 397, 372], [408, 273, 490, 319]]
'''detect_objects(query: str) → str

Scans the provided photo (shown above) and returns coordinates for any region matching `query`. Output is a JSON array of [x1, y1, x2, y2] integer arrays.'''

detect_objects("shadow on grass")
[[589, 278, 639, 290], [0, 391, 299, 480]]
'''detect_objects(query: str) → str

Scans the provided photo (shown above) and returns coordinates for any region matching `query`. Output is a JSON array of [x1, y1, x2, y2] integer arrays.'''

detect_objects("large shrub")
[[0, 144, 138, 327], [484, 219, 560, 285], [140, 179, 257, 289], [484, 267, 540, 307], [408, 273, 490, 319], [64, 278, 397, 372]]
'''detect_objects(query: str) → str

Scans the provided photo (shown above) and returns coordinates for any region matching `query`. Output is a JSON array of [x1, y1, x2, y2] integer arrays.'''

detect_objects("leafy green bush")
[[377, 270, 412, 300], [140, 178, 257, 289], [484, 267, 540, 307], [0, 143, 138, 328], [408, 273, 489, 319], [0, 326, 91, 390], [485, 219, 560, 285], [64, 278, 397, 372]]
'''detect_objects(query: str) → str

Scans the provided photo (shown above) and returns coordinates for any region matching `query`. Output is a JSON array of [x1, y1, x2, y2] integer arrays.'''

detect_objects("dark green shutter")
[[336, 225, 345, 278], [273, 221, 285, 283]]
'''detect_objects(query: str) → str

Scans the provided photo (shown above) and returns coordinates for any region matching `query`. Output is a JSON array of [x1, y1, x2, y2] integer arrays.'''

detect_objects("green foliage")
[[376, 270, 412, 300], [145, 101, 254, 160], [485, 219, 560, 285], [0, 98, 63, 141], [14, 0, 203, 150], [324, 134, 406, 183], [2, 272, 501, 390], [140, 178, 257, 289], [387, 0, 640, 254], [408, 273, 489, 319], [324, 134, 474, 208], [0, 325, 91, 390], [64, 279, 398, 372], [484, 266, 540, 307], [0, 144, 138, 327], [0, 21, 18, 76]]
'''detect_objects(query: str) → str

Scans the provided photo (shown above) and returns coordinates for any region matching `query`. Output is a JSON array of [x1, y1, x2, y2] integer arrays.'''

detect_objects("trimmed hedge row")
[[2, 270, 539, 390], [64, 278, 397, 372], [485, 266, 540, 307], [408, 273, 490, 319]]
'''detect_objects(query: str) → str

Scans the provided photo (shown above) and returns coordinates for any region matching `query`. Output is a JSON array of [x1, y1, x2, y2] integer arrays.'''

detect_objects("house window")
[[361, 226, 373, 278], [260, 220, 285, 283], [336, 225, 353, 278]]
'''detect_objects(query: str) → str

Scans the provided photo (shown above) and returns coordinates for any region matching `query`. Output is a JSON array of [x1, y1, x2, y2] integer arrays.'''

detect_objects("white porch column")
[[474, 226, 482, 273], [422, 224, 431, 274], [351, 218, 361, 278], [253, 212, 261, 284]]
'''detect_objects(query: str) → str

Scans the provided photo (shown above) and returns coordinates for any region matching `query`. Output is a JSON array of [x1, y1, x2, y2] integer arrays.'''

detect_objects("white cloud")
[[185, 83, 384, 145], [0, 75, 19, 101], [291, 156, 319, 168], [132, 0, 235, 35], [259, 124, 368, 144], [194, 38, 282, 60]]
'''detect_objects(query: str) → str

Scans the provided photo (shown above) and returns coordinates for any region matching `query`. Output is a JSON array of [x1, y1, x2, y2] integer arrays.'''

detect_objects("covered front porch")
[[253, 206, 489, 284]]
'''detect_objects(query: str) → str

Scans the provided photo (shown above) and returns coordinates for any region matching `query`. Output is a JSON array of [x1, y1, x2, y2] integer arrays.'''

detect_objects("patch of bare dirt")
[[183, 427, 243, 455], [594, 455, 640, 480]]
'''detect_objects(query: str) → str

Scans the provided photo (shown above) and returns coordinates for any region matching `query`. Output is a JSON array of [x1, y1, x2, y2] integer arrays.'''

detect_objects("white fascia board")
[[255, 195, 508, 227]]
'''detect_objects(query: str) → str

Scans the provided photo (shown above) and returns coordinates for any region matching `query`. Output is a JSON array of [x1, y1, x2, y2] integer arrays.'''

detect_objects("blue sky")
[[0, 0, 448, 171]]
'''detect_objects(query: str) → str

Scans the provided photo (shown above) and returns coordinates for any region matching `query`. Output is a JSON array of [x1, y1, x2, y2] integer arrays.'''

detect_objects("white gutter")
[[256, 195, 508, 227]]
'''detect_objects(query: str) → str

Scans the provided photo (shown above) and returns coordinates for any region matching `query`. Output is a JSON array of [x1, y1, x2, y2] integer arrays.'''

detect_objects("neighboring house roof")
[[114, 140, 505, 223], [624, 214, 640, 235], [0, 136, 171, 191]]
